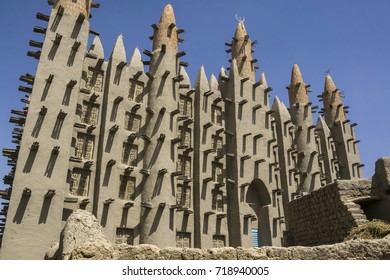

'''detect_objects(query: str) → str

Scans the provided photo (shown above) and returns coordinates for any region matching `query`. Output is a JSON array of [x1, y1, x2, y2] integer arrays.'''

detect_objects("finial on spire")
[[235, 14, 245, 24], [234, 19, 248, 40], [231, 16, 256, 82]]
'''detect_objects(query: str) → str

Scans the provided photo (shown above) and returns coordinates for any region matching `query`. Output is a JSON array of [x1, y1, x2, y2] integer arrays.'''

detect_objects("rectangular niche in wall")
[[177, 155, 191, 178], [116, 228, 133, 245], [81, 101, 99, 126], [212, 189, 224, 212], [128, 79, 144, 103], [211, 135, 223, 155], [176, 232, 191, 248], [212, 162, 223, 183], [179, 95, 192, 117], [125, 112, 142, 132], [211, 105, 222, 126], [177, 126, 191, 148], [212, 235, 226, 248], [75, 133, 95, 160], [176, 183, 190, 208], [119, 175, 136, 201], [70, 168, 90, 196], [87, 68, 104, 93], [121, 143, 138, 166]]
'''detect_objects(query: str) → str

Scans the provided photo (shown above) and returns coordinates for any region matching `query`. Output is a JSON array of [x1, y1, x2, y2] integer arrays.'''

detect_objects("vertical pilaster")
[[315, 116, 338, 185], [320, 74, 363, 179], [287, 65, 321, 194], [140, 4, 194, 248]]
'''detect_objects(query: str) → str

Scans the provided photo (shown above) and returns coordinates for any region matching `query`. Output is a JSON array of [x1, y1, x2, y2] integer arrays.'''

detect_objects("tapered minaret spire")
[[286, 64, 321, 194], [152, 4, 178, 53], [140, 4, 193, 248], [288, 64, 309, 106], [322, 74, 346, 126], [231, 21, 256, 82], [54, 0, 92, 18], [320, 74, 362, 179]]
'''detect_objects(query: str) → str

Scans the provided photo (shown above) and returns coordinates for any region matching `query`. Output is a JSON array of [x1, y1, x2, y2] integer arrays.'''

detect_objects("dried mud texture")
[[49, 210, 390, 260], [56, 209, 113, 260]]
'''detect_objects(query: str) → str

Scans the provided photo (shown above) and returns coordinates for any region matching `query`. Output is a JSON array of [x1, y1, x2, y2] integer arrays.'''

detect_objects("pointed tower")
[[320, 74, 363, 179], [0, 0, 93, 259], [139, 4, 195, 248], [286, 64, 321, 194], [222, 22, 285, 248], [322, 74, 347, 125], [322, 74, 346, 127], [272, 96, 296, 212], [231, 21, 256, 82], [152, 4, 178, 54], [288, 64, 309, 106], [149, 4, 182, 76]]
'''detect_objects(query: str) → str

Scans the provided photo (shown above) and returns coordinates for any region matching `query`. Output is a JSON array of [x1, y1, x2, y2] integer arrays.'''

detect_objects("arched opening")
[[246, 179, 272, 247]]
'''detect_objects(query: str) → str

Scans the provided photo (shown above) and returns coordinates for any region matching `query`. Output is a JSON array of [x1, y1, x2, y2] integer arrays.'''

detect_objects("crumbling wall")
[[286, 157, 390, 246], [286, 180, 369, 246], [45, 209, 390, 260], [60, 240, 390, 260]]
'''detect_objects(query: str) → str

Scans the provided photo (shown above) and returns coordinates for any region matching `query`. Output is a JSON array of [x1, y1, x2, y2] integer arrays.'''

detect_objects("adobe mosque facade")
[[0, 1, 366, 259]]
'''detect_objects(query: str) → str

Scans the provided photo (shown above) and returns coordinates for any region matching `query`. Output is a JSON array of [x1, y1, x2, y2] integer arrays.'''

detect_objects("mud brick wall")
[[287, 182, 368, 246]]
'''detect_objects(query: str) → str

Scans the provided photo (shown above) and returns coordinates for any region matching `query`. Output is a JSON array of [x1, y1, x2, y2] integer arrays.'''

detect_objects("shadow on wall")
[[39, 197, 53, 224], [12, 195, 30, 224], [45, 153, 59, 178], [23, 149, 38, 173]]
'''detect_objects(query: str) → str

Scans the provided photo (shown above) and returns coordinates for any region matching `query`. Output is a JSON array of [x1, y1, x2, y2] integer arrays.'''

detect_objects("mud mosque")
[[1, 0, 389, 259]]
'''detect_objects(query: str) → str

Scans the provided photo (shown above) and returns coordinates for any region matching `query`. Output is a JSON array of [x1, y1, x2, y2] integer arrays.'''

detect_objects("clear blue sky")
[[0, 0, 389, 187]]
